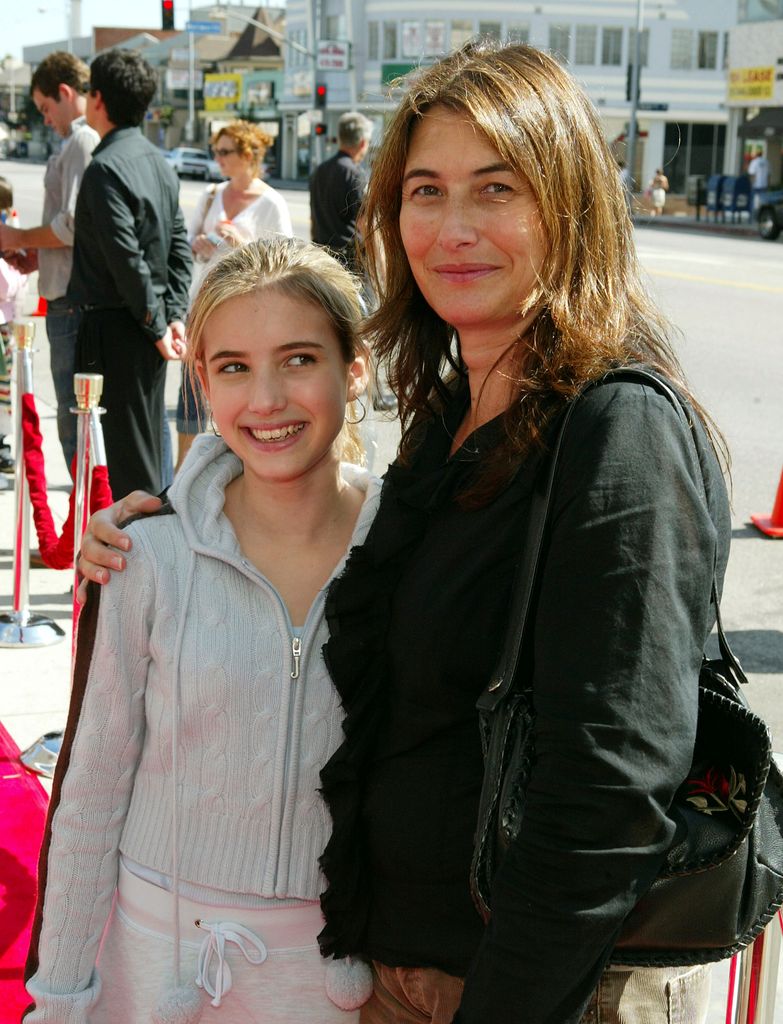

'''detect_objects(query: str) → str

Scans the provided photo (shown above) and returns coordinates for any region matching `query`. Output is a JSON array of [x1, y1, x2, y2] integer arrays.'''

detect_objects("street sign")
[[186, 19, 221, 34], [317, 40, 350, 72]]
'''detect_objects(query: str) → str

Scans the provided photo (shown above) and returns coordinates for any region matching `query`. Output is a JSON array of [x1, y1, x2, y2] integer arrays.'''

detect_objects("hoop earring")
[[345, 398, 367, 426], [209, 412, 221, 436]]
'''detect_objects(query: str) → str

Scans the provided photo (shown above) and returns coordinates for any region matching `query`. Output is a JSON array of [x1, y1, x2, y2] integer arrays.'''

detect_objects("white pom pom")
[[325, 956, 373, 1010], [152, 984, 205, 1024]]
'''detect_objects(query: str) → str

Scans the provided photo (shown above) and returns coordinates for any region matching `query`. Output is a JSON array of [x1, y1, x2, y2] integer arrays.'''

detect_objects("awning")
[[738, 107, 783, 136]]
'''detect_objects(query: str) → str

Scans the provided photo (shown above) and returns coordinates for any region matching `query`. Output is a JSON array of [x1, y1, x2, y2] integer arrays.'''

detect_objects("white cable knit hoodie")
[[25, 435, 382, 1023]]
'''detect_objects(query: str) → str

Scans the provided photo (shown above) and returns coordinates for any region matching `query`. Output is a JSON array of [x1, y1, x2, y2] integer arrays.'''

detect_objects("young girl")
[[25, 238, 380, 1023]]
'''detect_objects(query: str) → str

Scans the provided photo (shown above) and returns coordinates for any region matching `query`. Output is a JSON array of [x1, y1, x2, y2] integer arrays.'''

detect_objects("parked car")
[[163, 147, 221, 181], [755, 186, 783, 240]]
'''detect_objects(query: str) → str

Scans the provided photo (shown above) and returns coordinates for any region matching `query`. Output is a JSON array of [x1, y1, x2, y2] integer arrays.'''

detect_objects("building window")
[[628, 28, 650, 67], [507, 23, 529, 45], [383, 22, 397, 60], [451, 19, 473, 49], [698, 31, 718, 69], [479, 21, 502, 42], [402, 21, 422, 58], [671, 29, 694, 69], [289, 28, 307, 68], [425, 21, 447, 56], [549, 24, 571, 63], [574, 25, 597, 65], [325, 14, 342, 40], [368, 21, 379, 61], [722, 31, 729, 70], [601, 27, 623, 66]]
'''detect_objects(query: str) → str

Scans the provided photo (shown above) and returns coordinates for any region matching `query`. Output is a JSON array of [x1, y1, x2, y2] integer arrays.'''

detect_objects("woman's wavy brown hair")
[[361, 41, 726, 503]]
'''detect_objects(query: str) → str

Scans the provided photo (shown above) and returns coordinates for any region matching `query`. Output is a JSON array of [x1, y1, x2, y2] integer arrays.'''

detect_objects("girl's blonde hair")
[[187, 237, 368, 466], [211, 121, 274, 174], [362, 41, 725, 502]]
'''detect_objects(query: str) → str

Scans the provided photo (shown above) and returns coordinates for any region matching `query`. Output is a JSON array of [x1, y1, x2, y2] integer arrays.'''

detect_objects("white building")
[[726, 0, 783, 187], [278, 0, 738, 187]]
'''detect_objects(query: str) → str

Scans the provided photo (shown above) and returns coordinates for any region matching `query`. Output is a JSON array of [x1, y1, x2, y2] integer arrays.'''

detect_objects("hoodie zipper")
[[290, 636, 301, 679]]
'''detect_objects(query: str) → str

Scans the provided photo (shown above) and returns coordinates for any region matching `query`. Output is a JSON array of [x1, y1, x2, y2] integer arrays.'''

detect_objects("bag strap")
[[477, 366, 743, 716]]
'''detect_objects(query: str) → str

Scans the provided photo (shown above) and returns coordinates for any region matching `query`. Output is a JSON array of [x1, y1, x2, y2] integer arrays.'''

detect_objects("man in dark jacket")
[[68, 49, 192, 497], [309, 111, 373, 271]]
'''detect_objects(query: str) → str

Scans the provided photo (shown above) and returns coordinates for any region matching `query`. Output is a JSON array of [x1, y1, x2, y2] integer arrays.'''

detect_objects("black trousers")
[[76, 308, 166, 498]]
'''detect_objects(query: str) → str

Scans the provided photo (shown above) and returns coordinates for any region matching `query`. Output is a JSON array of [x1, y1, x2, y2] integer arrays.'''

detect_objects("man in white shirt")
[[0, 52, 98, 474], [748, 148, 771, 212]]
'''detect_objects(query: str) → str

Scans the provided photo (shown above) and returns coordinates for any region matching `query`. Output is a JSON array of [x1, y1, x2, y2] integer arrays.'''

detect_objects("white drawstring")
[[194, 920, 268, 1007]]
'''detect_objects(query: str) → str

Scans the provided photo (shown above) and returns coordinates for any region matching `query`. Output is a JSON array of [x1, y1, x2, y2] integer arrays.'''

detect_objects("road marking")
[[646, 268, 783, 293]]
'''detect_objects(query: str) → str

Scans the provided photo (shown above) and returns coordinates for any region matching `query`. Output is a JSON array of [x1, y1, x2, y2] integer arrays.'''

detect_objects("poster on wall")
[[204, 73, 242, 111]]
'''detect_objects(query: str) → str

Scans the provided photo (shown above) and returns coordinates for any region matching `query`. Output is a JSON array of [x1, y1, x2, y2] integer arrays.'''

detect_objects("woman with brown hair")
[[79, 43, 730, 1023], [176, 120, 293, 467]]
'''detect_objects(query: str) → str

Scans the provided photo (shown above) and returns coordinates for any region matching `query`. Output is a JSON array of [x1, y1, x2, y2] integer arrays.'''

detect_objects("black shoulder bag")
[[470, 367, 783, 966]]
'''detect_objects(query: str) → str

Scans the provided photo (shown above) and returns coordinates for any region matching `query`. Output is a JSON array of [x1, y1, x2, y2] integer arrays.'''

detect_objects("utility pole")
[[626, 0, 644, 191]]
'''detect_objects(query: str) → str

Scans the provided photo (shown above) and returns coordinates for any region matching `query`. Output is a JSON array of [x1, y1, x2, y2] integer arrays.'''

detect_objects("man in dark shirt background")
[[68, 48, 191, 497], [309, 111, 373, 271]]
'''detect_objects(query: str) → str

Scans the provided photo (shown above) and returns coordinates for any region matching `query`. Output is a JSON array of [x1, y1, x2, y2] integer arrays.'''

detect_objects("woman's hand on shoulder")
[[77, 492, 162, 598]]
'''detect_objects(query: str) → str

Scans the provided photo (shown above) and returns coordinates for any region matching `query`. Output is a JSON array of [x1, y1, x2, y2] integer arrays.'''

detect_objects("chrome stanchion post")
[[71, 373, 104, 603], [755, 913, 781, 1024], [0, 320, 65, 647]]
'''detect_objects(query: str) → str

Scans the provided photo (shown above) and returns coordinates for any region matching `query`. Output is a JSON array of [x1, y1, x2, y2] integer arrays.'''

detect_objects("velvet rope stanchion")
[[0, 321, 65, 648], [20, 393, 112, 570]]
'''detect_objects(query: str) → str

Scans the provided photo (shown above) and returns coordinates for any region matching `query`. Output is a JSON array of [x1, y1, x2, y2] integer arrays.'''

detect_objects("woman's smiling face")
[[399, 106, 546, 350]]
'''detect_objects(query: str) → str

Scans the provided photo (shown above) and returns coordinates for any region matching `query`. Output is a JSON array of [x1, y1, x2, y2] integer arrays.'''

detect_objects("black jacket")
[[309, 150, 366, 268], [68, 126, 191, 342], [318, 378, 731, 1023]]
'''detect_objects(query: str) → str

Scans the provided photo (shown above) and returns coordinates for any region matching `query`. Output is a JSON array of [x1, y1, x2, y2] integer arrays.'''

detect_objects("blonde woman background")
[[176, 121, 294, 468]]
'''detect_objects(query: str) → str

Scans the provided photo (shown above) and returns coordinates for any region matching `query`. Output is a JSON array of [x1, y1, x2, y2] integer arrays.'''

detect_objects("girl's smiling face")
[[197, 288, 366, 487]]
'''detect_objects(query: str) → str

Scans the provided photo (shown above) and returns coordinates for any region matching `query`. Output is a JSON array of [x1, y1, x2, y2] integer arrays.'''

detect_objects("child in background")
[[25, 237, 379, 1023], [0, 176, 27, 479]]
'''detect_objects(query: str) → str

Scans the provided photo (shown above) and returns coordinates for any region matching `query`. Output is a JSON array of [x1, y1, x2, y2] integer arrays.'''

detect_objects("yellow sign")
[[728, 66, 775, 102], [203, 73, 242, 111]]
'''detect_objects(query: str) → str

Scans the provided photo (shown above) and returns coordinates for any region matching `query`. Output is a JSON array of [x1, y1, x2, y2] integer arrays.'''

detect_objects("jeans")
[[45, 296, 80, 475]]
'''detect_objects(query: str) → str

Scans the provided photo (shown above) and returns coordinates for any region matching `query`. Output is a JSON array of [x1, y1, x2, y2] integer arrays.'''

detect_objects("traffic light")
[[315, 83, 327, 110], [314, 123, 327, 136], [161, 0, 174, 30]]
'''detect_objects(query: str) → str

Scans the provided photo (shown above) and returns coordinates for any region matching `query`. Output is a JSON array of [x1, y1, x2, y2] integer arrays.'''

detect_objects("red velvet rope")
[[21, 393, 113, 570]]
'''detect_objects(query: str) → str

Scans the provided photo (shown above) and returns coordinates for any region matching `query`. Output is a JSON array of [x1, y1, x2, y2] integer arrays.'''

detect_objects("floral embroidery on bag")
[[685, 766, 747, 821]]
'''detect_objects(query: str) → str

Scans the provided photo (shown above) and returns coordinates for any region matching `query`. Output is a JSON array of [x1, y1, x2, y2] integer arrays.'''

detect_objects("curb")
[[631, 214, 759, 239]]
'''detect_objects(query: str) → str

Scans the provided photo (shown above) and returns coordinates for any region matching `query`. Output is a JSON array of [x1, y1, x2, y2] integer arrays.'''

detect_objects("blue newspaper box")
[[705, 175, 725, 219], [720, 175, 751, 221]]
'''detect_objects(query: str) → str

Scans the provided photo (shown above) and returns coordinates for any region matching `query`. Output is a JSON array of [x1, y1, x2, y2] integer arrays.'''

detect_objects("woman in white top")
[[176, 121, 294, 468]]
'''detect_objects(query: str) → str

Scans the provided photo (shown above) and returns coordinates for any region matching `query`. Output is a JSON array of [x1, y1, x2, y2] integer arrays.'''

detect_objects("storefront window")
[[451, 20, 473, 49], [368, 22, 379, 61], [698, 31, 718, 70], [549, 24, 571, 63], [602, 27, 623, 66], [575, 25, 597, 65], [671, 29, 694, 70], [507, 23, 530, 44]]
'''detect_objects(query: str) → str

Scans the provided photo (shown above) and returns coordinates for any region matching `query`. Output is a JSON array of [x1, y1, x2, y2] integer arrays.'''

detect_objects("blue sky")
[[5, 0, 196, 62]]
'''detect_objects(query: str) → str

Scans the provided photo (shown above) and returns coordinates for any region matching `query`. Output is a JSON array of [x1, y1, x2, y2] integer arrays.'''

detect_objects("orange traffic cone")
[[31, 296, 47, 317], [751, 467, 783, 538]]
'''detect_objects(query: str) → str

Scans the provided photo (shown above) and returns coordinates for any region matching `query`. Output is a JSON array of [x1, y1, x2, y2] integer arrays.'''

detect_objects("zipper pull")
[[290, 636, 301, 680]]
